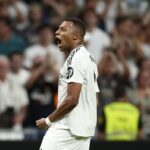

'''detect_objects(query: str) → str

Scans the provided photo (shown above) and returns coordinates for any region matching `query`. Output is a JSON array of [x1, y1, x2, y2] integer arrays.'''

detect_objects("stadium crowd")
[[0, 0, 150, 141]]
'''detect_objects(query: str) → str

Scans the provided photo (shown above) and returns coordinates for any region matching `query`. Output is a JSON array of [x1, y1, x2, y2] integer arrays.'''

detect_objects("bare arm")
[[36, 82, 82, 128], [13, 106, 28, 125], [25, 65, 45, 89]]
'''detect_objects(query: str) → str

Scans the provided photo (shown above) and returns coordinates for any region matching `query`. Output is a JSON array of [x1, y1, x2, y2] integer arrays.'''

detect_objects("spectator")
[[83, 9, 111, 64], [128, 70, 150, 139], [8, 0, 29, 32], [140, 58, 150, 75], [24, 2, 44, 44], [24, 55, 57, 127], [23, 24, 63, 127], [97, 84, 143, 141], [42, 0, 81, 26], [8, 50, 55, 94], [141, 24, 150, 58], [121, 0, 149, 16], [111, 37, 139, 83], [0, 55, 29, 140], [0, 0, 9, 18], [23, 23, 64, 74], [95, 0, 120, 33], [8, 51, 30, 86], [0, 17, 27, 55], [97, 51, 130, 114]]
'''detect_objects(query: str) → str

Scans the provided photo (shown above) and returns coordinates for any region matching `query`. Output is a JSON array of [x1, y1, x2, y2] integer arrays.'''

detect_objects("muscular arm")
[[36, 82, 82, 128], [48, 82, 82, 122]]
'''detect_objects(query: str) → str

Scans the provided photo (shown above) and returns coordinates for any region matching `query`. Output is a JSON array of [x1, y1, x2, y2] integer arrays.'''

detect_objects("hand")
[[36, 118, 49, 129]]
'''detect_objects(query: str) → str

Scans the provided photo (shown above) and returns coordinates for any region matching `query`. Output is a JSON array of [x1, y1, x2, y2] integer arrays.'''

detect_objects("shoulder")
[[127, 103, 140, 113]]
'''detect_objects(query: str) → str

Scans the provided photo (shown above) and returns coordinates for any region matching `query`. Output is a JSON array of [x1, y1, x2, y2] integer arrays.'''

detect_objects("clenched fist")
[[36, 118, 49, 129]]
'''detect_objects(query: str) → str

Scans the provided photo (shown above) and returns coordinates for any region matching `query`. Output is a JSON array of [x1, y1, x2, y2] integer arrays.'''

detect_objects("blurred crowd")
[[0, 0, 150, 141]]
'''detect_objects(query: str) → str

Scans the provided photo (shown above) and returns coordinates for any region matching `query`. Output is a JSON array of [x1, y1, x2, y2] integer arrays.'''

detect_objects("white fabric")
[[96, 0, 118, 33], [142, 44, 150, 58], [9, 69, 30, 86], [85, 28, 111, 64], [8, 1, 29, 19], [56, 45, 99, 137], [23, 44, 64, 70], [0, 75, 29, 113], [40, 124, 91, 150]]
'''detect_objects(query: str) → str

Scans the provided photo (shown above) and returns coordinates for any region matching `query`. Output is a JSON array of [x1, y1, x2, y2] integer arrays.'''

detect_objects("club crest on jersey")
[[67, 67, 74, 79]]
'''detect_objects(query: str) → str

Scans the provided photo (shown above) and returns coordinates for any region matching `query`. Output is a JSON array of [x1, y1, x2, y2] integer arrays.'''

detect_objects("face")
[[118, 19, 133, 35], [0, 21, 8, 37], [141, 59, 150, 75], [138, 71, 150, 88], [84, 11, 97, 27], [10, 54, 23, 72], [30, 6, 42, 22], [55, 21, 76, 52], [39, 27, 54, 44]]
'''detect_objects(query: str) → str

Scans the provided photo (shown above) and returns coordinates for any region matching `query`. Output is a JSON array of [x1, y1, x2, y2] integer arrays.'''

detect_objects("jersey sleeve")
[[95, 81, 100, 93], [66, 57, 85, 84]]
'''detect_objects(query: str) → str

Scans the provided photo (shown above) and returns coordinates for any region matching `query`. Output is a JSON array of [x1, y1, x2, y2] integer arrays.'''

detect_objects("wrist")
[[45, 117, 52, 126]]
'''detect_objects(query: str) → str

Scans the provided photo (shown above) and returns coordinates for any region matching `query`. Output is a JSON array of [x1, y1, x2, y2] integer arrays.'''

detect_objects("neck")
[[66, 42, 83, 55], [41, 41, 50, 47], [117, 97, 128, 102], [87, 25, 94, 32]]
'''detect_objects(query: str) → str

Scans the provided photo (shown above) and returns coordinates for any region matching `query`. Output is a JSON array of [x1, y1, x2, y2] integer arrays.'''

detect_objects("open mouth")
[[55, 37, 62, 46]]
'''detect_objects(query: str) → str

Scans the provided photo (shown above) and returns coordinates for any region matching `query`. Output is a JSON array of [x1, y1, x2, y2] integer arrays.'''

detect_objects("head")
[[37, 23, 54, 45], [0, 0, 9, 18], [137, 70, 150, 88], [0, 55, 9, 80], [98, 51, 118, 76], [55, 17, 86, 52], [83, 9, 97, 30], [29, 3, 43, 23], [112, 37, 132, 59], [8, 51, 23, 73], [0, 17, 11, 39], [140, 58, 150, 73], [114, 85, 127, 100], [115, 16, 133, 36]]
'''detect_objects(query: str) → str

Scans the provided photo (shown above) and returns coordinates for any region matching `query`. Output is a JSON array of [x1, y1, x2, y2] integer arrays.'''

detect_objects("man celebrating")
[[36, 17, 99, 150]]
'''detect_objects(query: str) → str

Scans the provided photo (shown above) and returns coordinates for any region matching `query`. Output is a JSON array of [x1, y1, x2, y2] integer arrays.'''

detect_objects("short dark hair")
[[114, 85, 127, 99], [115, 16, 131, 26], [8, 51, 23, 60], [63, 17, 86, 39]]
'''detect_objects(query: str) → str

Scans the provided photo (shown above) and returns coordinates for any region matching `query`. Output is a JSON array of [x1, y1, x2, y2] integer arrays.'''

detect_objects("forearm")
[[48, 97, 76, 122], [13, 106, 28, 124], [26, 66, 45, 88]]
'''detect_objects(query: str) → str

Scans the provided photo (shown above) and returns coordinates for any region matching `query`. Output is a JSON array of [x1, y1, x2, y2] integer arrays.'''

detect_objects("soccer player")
[[36, 17, 99, 150]]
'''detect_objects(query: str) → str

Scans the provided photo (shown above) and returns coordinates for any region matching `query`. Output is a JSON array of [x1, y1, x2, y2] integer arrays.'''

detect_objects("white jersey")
[[55, 45, 99, 137]]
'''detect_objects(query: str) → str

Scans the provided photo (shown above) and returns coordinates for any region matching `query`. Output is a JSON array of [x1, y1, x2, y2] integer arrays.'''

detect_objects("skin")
[[36, 21, 83, 129], [0, 59, 9, 82]]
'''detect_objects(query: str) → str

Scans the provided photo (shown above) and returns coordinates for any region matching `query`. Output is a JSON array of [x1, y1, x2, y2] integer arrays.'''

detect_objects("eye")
[[61, 27, 65, 31]]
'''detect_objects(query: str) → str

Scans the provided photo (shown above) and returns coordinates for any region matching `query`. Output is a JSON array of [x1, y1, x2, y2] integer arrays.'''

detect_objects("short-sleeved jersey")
[[56, 45, 99, 137]]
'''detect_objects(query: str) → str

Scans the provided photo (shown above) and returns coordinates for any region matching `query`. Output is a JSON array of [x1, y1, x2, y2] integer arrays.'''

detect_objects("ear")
[[73, 32, 79, 40]]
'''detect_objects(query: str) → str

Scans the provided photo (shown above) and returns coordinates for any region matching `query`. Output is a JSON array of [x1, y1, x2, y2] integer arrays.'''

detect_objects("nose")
[[55, 29, 59, 36]]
